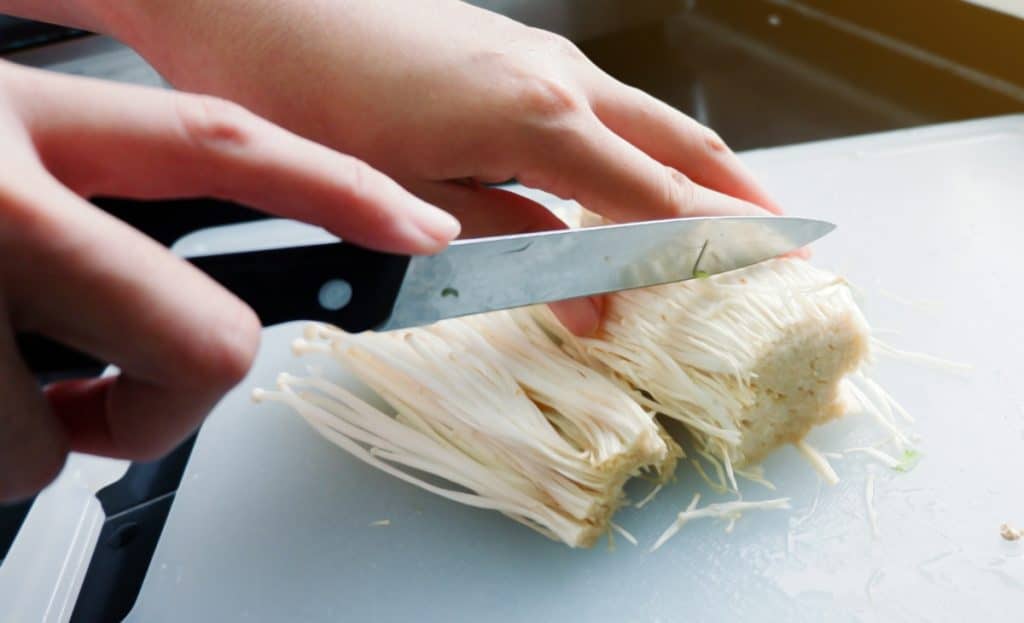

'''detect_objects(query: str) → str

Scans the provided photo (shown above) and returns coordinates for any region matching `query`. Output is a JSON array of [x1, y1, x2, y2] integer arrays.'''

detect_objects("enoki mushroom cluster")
[[256, 258, 903, 549]]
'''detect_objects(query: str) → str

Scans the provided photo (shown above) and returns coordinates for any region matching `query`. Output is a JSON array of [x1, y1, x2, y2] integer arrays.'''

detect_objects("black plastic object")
[[69, 494, 177, 623], [0, 17, 86, 53], [69, 434, 197, 623], [189, 240, 411, 329], [93, 434, 198, 518]]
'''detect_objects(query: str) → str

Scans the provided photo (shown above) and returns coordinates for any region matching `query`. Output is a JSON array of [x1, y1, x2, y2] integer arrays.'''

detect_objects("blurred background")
[[3, 0, 1023, 151], [3, 0, 1021, 263]]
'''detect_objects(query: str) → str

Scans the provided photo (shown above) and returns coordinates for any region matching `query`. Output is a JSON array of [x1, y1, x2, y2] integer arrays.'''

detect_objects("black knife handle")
[[189, 242, 410, 329], [18, 242, 410, 378]]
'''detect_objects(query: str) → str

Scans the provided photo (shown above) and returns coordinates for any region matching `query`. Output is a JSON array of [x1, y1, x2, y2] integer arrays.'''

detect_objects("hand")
[[104, 0, 785, 335], [0, 61, 458, 501]]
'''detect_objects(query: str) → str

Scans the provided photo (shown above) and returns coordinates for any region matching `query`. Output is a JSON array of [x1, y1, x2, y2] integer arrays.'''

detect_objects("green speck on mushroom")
[[893, 449, 921, 472]]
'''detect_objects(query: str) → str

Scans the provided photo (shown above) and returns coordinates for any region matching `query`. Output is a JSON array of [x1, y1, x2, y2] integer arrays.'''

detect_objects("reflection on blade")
[[619, 219, 804, 289], [381, 216, 834, 330]]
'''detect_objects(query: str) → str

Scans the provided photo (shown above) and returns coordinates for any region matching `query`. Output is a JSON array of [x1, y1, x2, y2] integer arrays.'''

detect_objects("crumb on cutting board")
[[1000, 523, 1021, 541]]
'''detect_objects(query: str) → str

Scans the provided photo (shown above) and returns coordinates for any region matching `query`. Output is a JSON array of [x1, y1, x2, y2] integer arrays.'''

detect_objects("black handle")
[[18, 213, 410, 378], [189, 242, 410, 329]]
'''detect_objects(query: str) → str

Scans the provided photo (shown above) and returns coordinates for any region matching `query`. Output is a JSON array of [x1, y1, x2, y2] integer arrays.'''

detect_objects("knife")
[[19, 200, 833, 376]]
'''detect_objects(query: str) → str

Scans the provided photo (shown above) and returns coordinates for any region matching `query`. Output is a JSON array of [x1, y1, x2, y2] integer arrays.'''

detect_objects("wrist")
[[83, 1, 209, 65], [81, 0, 162, 45]]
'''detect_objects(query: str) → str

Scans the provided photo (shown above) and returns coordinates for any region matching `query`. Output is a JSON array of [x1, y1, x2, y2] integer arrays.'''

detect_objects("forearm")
[[0, 0, 189, 55], [0, 0, 108, 32]]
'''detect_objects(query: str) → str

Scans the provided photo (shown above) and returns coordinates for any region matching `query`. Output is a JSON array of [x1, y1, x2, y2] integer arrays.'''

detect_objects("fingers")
[[5, 62, 458, 255], [44, 374, 226, 461], [4, 179, 261, 461], [413, 181, 603, 335], [412, 180, 566, 238], [520, 115, 774, 225], [590, 83, 784, 215], [0, 301, 68, 501], [548, 294, 604, 337]]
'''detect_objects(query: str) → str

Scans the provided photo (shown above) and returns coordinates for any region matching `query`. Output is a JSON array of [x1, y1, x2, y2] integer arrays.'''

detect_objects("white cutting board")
[[125, 116, 1024, 622]]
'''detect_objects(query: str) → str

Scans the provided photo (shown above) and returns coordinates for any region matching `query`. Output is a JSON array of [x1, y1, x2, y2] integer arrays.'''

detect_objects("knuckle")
[[662, 167, 698, 217], [174, 94, 254, 152], [520, 112, 589, 174], [533, 29, 586, 61], [338, 155, 374, 201], [514, 74, 584, 120], [700, 125, 730, 155], [516, 167, 570, 201], [333, 157, 404, 232]]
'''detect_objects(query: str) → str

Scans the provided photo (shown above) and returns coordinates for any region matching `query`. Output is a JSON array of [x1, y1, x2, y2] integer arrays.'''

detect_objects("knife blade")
[[380, 215, 833, 330]]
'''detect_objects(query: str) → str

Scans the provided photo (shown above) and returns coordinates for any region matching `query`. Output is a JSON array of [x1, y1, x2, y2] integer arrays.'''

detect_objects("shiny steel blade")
[[380, 216, 834, 330]]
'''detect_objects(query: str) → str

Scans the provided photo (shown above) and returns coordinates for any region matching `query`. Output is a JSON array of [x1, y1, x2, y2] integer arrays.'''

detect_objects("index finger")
[[591, 83, 784, 215], [6, 62, 459, 255], [519, 114, 773, 225]]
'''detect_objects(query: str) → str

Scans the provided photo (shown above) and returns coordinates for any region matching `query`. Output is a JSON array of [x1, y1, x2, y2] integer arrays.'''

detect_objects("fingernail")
[[550, 296, 603, 336], [760, 195, 787, 216], [410, 198, 461, 244]]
